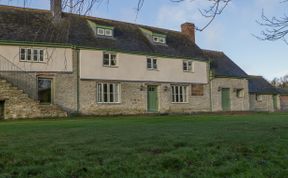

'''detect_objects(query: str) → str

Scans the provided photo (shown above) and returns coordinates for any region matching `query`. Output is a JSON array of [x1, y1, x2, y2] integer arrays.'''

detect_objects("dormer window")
[[96, 26, 113, 37], [139, 27, 167, 45], [152, 35, 166, 44]]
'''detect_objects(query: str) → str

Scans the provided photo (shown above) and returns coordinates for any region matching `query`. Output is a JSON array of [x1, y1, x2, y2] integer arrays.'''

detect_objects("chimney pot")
[[181, 22, 195, 43], [51, 0, 62, 22]]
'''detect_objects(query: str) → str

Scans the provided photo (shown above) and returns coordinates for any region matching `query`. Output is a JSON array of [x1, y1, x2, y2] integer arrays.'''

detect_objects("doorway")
[[273, 95, 278, 111], [0, 100, 4, 119], [147, 85, 158, 112], [38, 78, 53, 104], [221, 88, 231, 111]]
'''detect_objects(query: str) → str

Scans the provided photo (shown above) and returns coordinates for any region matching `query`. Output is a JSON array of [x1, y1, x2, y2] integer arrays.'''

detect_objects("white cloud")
[[156, 1, 210, 30]]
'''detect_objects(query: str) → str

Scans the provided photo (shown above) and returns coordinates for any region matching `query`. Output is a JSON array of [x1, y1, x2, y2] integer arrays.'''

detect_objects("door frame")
[[0, 100, 5, 119], [221, 88, 231, 111], [273, 95, 278, 111], [147, 85, 159, 112], [37, 77, 54, 104]]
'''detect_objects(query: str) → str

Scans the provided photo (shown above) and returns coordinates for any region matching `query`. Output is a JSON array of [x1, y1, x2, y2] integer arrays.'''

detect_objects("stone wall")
[[78, 80, 211, 115], [249, 94, 276, 112], [210, 78, 250, 111], [0, 79, 67, 119]]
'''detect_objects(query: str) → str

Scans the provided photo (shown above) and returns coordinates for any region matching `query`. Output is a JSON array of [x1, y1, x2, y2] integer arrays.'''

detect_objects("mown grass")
[[0, 113, 288, 178]]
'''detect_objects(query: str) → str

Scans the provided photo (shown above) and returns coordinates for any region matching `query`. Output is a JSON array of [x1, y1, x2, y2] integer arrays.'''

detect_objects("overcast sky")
[[1, 0, 287, 80]]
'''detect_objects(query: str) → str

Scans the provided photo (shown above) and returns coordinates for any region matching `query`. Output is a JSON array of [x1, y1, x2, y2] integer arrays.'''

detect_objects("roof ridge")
[[248, 75, 263, 78], [202, 49, 224, 54], [0, 5, 50, 13]]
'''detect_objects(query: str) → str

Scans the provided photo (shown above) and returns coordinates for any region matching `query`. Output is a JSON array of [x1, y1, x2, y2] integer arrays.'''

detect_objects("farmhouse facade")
[[0, 1, 284, 119]]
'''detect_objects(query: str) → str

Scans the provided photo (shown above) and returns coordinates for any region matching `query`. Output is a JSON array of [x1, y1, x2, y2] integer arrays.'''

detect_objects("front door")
[[147, 85, 158, 112], [38, 78, 53, 104], [221, 88, 231, 111], [0, 101, 4, 119], [273, 95, 278, 111]]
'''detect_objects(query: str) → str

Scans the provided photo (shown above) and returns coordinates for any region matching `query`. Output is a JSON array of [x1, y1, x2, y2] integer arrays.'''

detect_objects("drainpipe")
[[74, 47, 80, 114]]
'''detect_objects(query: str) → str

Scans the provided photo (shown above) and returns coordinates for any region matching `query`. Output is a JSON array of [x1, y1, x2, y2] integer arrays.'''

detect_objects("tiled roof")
[[0, 5, 207, 60], [248, 76, 278, 94], [202, 50, 248, 78], [276, 88, 288, 96]]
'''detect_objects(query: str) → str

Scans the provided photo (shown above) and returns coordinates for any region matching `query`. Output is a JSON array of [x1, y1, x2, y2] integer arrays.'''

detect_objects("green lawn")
[[0, 113, 288, 178]]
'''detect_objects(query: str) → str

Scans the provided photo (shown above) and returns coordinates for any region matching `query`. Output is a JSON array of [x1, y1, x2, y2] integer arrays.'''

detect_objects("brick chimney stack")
[[181, 22, 195, 43], [51, 0, 62, 22]]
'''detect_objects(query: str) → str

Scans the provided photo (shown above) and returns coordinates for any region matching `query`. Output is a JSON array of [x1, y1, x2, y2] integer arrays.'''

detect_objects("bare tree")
[[271, 74, 288, 88], [257, 1, 288, 43]]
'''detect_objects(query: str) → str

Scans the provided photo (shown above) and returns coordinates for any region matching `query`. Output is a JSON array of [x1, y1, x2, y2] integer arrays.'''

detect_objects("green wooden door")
[[147, 86, 158, 112], [273, 95, 278, 111], [221, 88, 231, 111]]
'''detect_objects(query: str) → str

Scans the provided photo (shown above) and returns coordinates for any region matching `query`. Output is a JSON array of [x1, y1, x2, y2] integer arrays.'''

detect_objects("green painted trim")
[[0, 40, 72, 48], [87, 20, 114, 30], [152, 33, 166, 38], [139, 27, 153, 36], [96, 25, 114, 30]]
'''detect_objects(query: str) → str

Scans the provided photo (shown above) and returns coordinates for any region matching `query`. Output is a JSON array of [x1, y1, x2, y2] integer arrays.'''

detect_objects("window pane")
[[103, 53, 110, 66], [20, 49, 26, 60], [97, 84, 102, 102], [39, 50, 44, 62], [179, 86, 183, 102], [114, 84, 118, 102], [27, 49, 32, 61], [153, 59, 157, 69], [97, 28, 105, 35], [183, 61, 187, 71], [109, 84, 114, 102], [183, 87, 187, 102], [33, 50, 38, 61], [147, 58, 152, 69], [175, 86, 179, 102], [110, 54, 117, 66], [172, 86, 175, 102], [105, 29, 112, 36], [103, 84, 108, 102]]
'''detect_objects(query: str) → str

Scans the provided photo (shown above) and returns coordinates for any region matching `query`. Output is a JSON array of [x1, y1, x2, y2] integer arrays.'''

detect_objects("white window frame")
[[105, 29, 113, 37], [19, 48, 44, 62], [171, 85, 188, 103], [96, 83, 120, 103], [236, 89, 244, 98], [103, 52, 117, 67], [152, 35, 166, 44], [256, 94, 263, 102], [97, 27, 113, 37], [147, 57, 158, 70], [97, 28, 105, 36], [183, 60, 194, 72]]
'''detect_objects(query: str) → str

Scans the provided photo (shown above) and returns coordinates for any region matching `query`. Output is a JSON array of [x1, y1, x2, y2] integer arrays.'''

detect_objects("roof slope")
[[276, 88, 288, 96], [203, 50, 248, 78], [0, 5, 207, 60], [248, 76, 278, 94]]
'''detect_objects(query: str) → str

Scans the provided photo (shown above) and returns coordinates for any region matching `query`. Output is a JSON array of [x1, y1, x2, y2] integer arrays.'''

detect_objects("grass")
[[0, 113, 288, 178]]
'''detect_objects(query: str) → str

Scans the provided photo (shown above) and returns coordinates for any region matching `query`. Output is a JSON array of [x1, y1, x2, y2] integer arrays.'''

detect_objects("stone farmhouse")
[[0, 0, 284, 119]]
